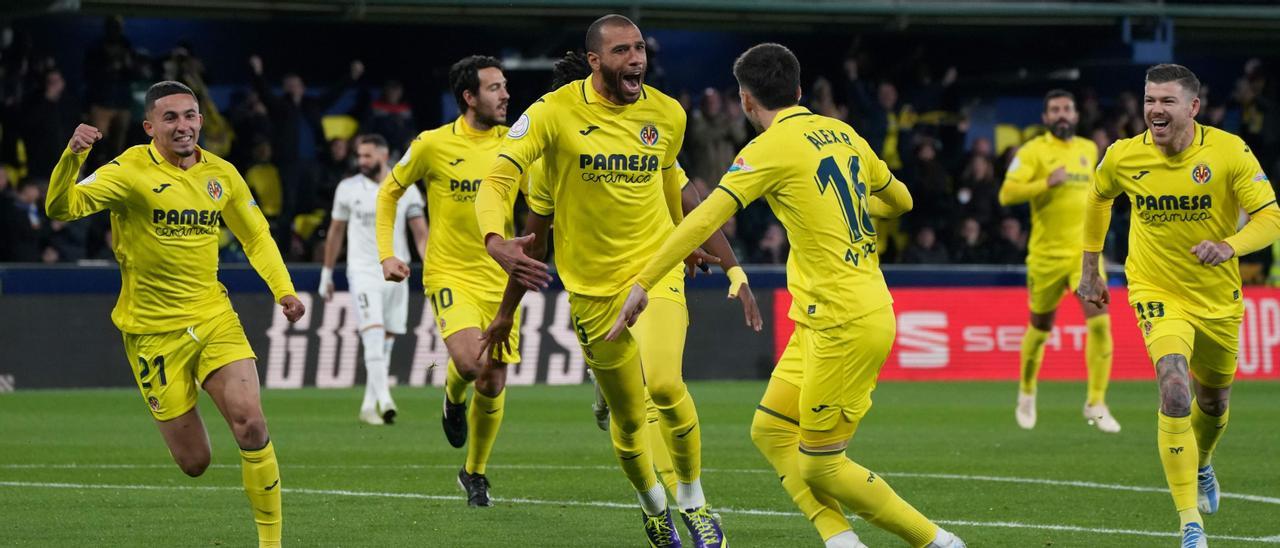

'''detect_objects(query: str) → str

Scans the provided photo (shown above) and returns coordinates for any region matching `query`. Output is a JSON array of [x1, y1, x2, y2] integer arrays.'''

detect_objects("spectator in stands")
[[1112, 91, 1146, 138], [687, 87, 746, 185], [1234, 58, 1278, 174], [809, 76, 847, 121], [1077, 88, 1103, 133], [248, 54, 363, 248], [751, 222, 789, 265], [954, 153, 1000, 227], [901, 225, 949, 264], [245, 138, 282, 220], [902, 138, 951, 232], [20, 68, 80, 178], [3, 179, 43, 262], [44, 217, 87, 263], [1089, 127, 1112, 161], [84, 16, 139, 160], [317, 137, 354, 210], [845, 57, 902, 169], [989, 216, 1028, 264], [950, 217, 989, 264], [363, 80, 415, 156], [0, 168, 12, 260], [229, 89, 272, 168]]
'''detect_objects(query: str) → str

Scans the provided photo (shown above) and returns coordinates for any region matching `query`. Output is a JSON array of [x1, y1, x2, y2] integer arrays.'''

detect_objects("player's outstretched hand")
[[382, 257, 410, 282], [684, 248, 720, 278], [605, 283, 649, 342], [486, 234, 551, 290], [318, 267, 335, 301], [68, 124, 102, 154], [734, 284, 763, 332], [477, 314, 515, 363], [280, 295, 305, 323], [1191, 240, 1235, 266], [1047, 167, 1068, 187]]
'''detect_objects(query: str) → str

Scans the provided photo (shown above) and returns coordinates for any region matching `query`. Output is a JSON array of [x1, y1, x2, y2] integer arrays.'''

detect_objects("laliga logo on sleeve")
[[1191, 163, 1212, 185], [508, 114, 531, 140], [206, 177, 224, 201], [639, 123, 659, 146]]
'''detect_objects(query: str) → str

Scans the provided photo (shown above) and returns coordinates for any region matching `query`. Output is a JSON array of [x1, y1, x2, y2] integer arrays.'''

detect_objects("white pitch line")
[[4, 462, 1278, 506], [0, 480, 1277, 544]]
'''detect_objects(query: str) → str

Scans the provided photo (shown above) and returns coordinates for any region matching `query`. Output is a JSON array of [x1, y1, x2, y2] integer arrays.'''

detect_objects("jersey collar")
[[1142, 122, 1208, 160], [147, 140, 208, 169], [581, 74, 645, 108], [772, 105, 814, 128], [452, 116, 499, 139]]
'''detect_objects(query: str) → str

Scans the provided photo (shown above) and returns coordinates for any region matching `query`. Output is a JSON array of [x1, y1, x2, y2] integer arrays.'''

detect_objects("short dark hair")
[[1043, 89, 1075, 112], [355, 134, 387, 150], [732, 43, 801, 111], [552, 51, 592, 89], [144, 80, 197, 115], [449, 55, 502, 113], [586, 14, 637, 54], [1146, 63, 1201, 97]]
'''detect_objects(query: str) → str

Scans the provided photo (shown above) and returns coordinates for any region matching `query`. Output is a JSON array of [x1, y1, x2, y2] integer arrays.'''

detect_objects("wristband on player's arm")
[[726, 266, 749, 298], [319, 267, 334, 292]]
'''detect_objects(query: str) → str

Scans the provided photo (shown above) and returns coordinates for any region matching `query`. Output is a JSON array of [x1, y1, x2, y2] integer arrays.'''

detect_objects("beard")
[[1051, 120, 1076, 140], [359, 165, 381, 180]]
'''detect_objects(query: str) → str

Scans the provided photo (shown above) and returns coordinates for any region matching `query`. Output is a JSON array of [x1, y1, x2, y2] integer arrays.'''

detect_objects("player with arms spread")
[[610, 43, 966, 548], [46, 81, 303, 548], [999, 89, 1119, 433], [318, 133, 427, 425], [474, 15, 733, 548], [1078, 64, 1280, 548], [376, 55, 521, 507]]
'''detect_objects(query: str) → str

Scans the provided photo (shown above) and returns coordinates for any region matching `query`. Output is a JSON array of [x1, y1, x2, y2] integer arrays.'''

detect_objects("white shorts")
[[348, 270, 409, 334]]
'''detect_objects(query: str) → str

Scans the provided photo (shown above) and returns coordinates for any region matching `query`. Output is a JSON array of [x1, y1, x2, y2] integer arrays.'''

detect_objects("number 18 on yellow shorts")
[[120, 307, 257, 421]]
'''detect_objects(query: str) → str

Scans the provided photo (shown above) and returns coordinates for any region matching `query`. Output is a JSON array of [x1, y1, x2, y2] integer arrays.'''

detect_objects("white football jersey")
[[332, 172, 424, 276]]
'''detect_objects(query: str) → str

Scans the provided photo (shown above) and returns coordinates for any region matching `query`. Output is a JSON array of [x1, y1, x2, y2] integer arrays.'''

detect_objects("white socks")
[[361, 328, 392, 408], [638, 483, 668, 515], [676, 479, 706, 511]]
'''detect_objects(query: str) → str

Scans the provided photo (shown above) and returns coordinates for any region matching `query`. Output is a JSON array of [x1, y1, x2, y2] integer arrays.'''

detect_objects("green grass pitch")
[[2, 380, 1279, 546]]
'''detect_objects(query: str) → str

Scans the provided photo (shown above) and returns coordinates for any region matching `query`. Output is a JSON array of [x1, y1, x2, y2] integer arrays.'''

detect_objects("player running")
[[1078, 64, 1280, 548], [46, 81, 303, 548], [376, 55, 521, 507], [475, 15, 729, 547], [610, 43, 966, 548], [318, 134, 427, 425], [999, 89, 1119, 433]]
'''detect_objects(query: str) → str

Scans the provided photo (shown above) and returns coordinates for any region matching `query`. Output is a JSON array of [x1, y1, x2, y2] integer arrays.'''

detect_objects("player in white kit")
[[319, 134, 428, 424]]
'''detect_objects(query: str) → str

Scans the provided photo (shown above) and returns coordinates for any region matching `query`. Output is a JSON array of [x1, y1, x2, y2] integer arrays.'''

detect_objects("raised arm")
[[223, 170, 303, 321], [46, 125, 129, 221]]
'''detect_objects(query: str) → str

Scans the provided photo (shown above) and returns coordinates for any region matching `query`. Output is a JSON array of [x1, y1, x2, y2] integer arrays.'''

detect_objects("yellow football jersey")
[[718, 106, 895, 330], [46, 143, 295, 334], [1001, 133, 1097, 261], [480, 75, 686, 297], [1094, 124, 1277, 318], [386, 117, 520, 299]]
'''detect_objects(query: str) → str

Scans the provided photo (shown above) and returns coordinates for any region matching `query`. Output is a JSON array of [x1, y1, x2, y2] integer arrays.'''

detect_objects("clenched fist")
[[69, 124, 103, 154]]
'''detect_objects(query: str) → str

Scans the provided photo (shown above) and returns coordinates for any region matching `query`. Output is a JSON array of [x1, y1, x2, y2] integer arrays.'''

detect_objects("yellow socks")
[[444, 359, 469, 405], [1019, 324, 1050, 395], [1157, 412, 1202, 526], [465, 389, 506, 475], [1085, 315, 1113, 405], [1190, 403, 1229, 468], [646, 393, 679, 495], [592, 358, 659, 493], [798, 451, 937, 547], [750, 409, 851, 541], [654, 392, 701, 484], [240, 441, 282, 548]]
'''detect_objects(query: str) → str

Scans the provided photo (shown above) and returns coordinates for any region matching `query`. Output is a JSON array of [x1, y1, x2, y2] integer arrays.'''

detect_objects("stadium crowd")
[[1, 17, 1277, 277]]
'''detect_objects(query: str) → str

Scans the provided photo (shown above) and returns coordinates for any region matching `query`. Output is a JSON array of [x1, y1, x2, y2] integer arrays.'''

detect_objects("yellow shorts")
[[1132, 294, 1239, 388], [121, 307, 255, 421], [786, 304, 896, 433], [427, 284, 521, 364], [1027, 255, 1106, 314], [568, 266, 685, 369]]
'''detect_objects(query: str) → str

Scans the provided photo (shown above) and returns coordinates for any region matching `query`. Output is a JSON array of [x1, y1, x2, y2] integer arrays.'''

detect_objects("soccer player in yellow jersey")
[[1078, 64, 1280, 548], [611, 43, 966, 548], [375, 56, 519, 507], [45, 81, 303, 548], [999, 89, 1119, 433], [474, 15, 728, 547]]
